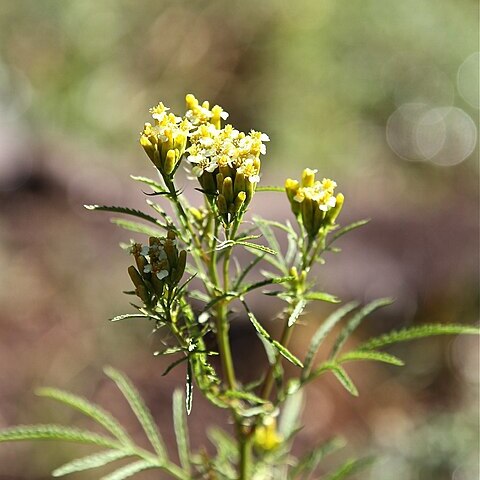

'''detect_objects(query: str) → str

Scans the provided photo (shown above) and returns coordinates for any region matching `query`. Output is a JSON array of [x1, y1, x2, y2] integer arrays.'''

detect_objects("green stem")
[[260, 317, 293, 400], [238, 427, 253, 480]]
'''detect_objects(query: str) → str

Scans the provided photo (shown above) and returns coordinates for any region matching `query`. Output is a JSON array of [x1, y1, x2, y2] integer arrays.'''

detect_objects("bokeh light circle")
[[457, 52, 479, 109]]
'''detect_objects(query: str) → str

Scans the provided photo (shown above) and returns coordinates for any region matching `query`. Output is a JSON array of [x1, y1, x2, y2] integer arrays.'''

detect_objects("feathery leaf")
[[52, 450, 130, 477], [36, 388, 131, 444], [103, 367, 166, 459]]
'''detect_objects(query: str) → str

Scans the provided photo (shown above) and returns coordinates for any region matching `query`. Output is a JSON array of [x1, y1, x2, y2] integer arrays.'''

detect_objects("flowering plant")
[[0, 94, 477, 480]]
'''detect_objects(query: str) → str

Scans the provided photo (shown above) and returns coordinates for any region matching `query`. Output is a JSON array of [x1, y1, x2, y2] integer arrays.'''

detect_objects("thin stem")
[[260, 317, 293, 400], [237, 426, 253, 480]]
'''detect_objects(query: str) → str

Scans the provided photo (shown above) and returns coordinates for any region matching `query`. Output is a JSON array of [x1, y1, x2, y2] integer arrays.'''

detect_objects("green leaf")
[[52, 450, 130, 477], [100, 460, 154, 480], [255, 219, 282, 258], [248, 245, 287, 273], [173, 390, 190, 474], [223, 390, 268, 405], [110, 314, 150, 322], [330, 298, 393, 359], [328, 219, 370, 244], [304, 292, 341, 303], [289, 437, 345, 479], [339, 350, 404, 366], [36, 388, 131, 444], [130, 175, 166, 193], [272, 340, 304, 368], [325, 457, 374, 480], [330, 365, 359, 397], [110, 218, 164, 237], [302, 302, 360, 379], [0, 425, 119, 448], [358, 323, 480, 351], [243, 301, 303, 368], [103, 367, 166, 460], [236, 241, 277, 255], [242, 275, 294, 295], [186, 360, 193, 415], [288, 299, 307, 327], [278, 390, 304, 439], [84, 205, 164, 228], [256, 186, 285, 192]]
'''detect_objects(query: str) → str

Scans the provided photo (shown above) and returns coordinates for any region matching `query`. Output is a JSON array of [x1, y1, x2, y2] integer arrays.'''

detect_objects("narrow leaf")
[[110, 218, 164, 236], [339, 350, 404, 366], [100, 460, 154, 480], [53, 450, 129, 477], [256, 219, 282, 257], [243, 301, 303, 368], [358, 324, 480, 351], [325, 457, 374, 480], [302, 302, 359, 379], [305, 292, 340, 303], [130, 175, 166, 193], [279, 390, 304, 438], [186, 361, 193, 415], [103, 367, 166, 459], [237, 241, 277, 255], [0, 425, 119, 448], [288, 299, 307, 327], [173, 390, 190, 473], [289, 437, 345, 479], [256, 186, 285, 192], [36, 388, 130, 444], [110, 314, 149, 322], [331, 365, 358, 397], [84, 205, 163, 227], [328, 219, 370, 244], [330, 298, 393, 359], [272, 340, 304, 368]]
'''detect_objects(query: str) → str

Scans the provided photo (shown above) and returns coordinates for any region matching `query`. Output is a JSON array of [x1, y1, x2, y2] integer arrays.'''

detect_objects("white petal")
[[220, 111, 229, 120], [156, 269, 169, 280], [260, 133, 270, 141]]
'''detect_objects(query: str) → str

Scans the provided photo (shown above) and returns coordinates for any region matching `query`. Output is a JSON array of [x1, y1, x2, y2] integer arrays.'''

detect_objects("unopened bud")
[[232, 191, 246, 213], [301, 168, 316, 187], [222, 177, 234, 205], [326, 193, 344, 225]]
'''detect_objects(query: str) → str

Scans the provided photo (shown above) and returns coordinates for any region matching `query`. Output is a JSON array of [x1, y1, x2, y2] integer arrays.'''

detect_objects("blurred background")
[[0, 0, 478, 478]]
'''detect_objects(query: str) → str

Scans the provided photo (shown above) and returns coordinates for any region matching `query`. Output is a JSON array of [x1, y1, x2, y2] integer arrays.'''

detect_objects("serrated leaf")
[[173, 390, 190, 474], [330, 365, 358, 396], [0, 425, 119, 448], [288, 299, 307, 327], [304, 292, 340, 303], [325, 457, 374, 480], [289, 437, 345, 479], [52, 450, 130, 477], [100, 460, 154, 480], [110, 218, 164, 237], [186, 361, 193, 415], [302, 302, 360, 379], [103, 367, 166, 459], [110, 314, 149, 322], [330, 298, 393, 359], [358, 324, 480, 351], [339, 350, 404, 366], [36, 388, 130, 444], [84, 205, 165, 228]]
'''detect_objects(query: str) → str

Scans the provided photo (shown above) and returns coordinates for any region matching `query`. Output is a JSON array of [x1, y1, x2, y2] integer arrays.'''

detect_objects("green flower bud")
[[216, 193, 228, 215], [325, 193, 344, 225], [232, 191, 246, 214], [222, 177, 234, 205], [164, 149, 177, 175], [234, 172, 246, 197]]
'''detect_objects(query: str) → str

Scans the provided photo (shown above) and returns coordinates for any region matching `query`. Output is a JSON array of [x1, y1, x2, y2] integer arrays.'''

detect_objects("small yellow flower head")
[[286, 168, 343, 238], [140, 102, 190, 178], [254, 417, 283, 452]]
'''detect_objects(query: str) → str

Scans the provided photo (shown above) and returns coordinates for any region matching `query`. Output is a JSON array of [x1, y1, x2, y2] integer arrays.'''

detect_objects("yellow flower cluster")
[[285, 168, 344, 238], [140, 94, 269, 223], [140, 102, 189, 177]]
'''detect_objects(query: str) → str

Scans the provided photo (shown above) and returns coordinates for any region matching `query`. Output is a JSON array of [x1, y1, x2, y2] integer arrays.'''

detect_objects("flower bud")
[[164, 149, 177, 175], [301, 168, 317, 187], [325, 192, 344, 225], [232, 191, 246, 214], [222, 177, 234, 205], [285, 178, 300, 216]]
